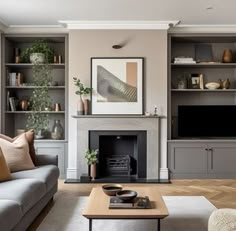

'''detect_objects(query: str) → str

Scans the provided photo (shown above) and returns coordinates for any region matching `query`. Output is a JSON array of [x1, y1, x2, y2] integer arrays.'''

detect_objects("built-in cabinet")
[[1, 34, 68, 177], [168, 34, 236, 178]]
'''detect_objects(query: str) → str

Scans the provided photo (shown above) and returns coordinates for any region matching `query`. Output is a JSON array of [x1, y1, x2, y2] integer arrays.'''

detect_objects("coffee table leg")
[[89, 219, 92, 231], [157, 219, 160, 231]]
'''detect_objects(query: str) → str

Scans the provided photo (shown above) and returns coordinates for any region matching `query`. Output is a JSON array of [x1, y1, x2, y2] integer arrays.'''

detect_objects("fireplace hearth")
[[89, 130, 147, 180]]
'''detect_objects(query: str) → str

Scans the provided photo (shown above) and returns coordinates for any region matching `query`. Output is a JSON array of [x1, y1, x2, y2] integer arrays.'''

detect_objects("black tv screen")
[[178, 105, 236, 138]]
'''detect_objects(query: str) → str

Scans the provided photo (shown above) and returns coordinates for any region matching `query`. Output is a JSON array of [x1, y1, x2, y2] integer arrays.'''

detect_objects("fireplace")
[[89, 130, 147, 179]]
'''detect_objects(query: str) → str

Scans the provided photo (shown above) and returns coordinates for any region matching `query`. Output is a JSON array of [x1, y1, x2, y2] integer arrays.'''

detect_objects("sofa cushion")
[[11, 165, 59, 191], [0, 129, 37, 165], [0, 199, 22, 231], [0, 133, 35, 172], [0, 148, 11, 182], [0, 178, 46, 214]]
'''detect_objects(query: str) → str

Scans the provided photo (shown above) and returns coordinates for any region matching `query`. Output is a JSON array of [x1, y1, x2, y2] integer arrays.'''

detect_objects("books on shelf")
[[174, 57, 196, 64], [8, 72, 23, 86], [9, 97, 16, 111]]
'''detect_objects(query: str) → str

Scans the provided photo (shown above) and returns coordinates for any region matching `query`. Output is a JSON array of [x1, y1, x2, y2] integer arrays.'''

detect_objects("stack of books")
[[174, 57, 196, 64]]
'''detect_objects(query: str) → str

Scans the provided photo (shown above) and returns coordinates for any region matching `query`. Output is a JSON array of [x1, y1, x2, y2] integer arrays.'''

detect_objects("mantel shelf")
[[72, 115, 165, 119]]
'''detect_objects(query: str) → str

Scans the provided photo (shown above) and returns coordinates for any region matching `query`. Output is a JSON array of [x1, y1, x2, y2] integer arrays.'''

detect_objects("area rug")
[[37, 194, 216, 231]]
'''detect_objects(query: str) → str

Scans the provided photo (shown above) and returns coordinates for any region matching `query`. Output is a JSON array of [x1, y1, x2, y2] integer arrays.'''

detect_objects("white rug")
[[37, 194, 216, 231]]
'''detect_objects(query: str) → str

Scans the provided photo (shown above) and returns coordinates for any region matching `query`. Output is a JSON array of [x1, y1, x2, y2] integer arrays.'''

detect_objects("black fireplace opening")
[[89, 130, 147, 179]]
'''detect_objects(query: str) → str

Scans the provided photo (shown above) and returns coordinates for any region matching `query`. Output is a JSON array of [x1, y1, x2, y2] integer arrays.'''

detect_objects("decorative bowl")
[[102, 184, 123, 196], [205, 82, 220, 90], [116, 190, 138, 202]]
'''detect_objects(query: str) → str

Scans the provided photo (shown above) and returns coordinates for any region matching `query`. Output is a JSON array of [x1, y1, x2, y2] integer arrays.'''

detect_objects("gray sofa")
[[0, 155, 59, 231]]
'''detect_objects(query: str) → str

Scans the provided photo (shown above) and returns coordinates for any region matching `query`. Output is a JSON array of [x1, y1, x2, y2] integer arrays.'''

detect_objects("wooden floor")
[[28, 179, 236, 230], [58, 179, 236, 209]]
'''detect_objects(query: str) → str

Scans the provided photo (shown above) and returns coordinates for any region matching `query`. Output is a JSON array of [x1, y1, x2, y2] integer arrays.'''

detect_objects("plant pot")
[[83, 99, 90, 115], [77, 96, 84, 115], [30, 53, 45, 64], [90, 164, 96, 181]]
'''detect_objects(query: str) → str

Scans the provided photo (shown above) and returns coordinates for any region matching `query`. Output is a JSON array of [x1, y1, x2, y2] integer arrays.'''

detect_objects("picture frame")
[[190, 73, 203, 89], [91, 57, 144, 115]]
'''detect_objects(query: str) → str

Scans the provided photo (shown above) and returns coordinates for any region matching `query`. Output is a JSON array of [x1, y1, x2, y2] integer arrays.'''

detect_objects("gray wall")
[[67, 29, 168, 179]]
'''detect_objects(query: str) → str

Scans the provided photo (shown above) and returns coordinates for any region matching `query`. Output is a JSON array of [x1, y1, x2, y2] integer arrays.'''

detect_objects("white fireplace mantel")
[[72, 115, 161, 179]]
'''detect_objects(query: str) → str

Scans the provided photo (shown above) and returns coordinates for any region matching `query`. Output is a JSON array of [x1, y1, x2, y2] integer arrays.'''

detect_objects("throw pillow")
[[0, 133, 35, 172], [0, 148, 11, 182], [0, 129, 37, 165]]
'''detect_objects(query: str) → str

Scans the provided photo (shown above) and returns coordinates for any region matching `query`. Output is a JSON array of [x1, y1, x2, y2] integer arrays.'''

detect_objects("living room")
[[0, 0, 236, 231]]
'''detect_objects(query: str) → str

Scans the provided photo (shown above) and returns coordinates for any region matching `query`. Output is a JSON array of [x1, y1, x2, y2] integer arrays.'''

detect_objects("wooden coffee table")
[[82, 186, 169, 231]]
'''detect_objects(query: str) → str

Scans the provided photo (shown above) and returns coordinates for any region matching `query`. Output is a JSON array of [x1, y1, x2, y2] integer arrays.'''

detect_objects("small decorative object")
[[190, 73, 202, 89], [199, 74, 204, 89], [102, 184, 123, 196], [58, 55, 62, 64], [177, 78, 187, 89], [145, 112, 150, 116], [154, 105, 158, 116], [85, 149, 98, 180], [223, 78, 231, 89], [116, 190, 138, 202], [205, 82, 220, 90], [218, 79, 223, 89], [30, 53, 45, 64], [51, 119, 64, 140], [83, 99, 90, 115], [14, 48, 21, 63], [73, 77, 92, 115], [19, 100, 30, 111], [222, 49, 233, 63], [91, 57, 144, 115], [54, 103, 61, 111]]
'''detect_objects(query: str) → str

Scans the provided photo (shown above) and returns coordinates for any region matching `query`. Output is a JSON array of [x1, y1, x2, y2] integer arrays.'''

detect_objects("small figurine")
[[154, 105, 158, 116], [223, 78, 231, 89]]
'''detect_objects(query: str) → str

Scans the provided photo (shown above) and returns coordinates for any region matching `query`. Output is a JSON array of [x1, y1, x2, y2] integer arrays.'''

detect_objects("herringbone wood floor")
[[58, 179, 236, 209]]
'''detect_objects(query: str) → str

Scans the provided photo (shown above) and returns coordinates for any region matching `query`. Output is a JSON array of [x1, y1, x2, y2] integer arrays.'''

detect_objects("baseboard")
[[66, 168, 78, 179], [160, 168, 169, 180]]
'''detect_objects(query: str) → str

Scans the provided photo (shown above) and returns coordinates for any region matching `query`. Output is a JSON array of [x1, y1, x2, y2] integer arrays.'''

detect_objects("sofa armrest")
[[36, 154, 58, 166]]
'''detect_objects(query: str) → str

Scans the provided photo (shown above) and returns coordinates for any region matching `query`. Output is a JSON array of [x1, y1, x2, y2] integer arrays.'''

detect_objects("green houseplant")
[[85, 149, 98, 180], [20, 40, 54, 63], [73, 77, 92, 115], [26, 63, 52, 138]]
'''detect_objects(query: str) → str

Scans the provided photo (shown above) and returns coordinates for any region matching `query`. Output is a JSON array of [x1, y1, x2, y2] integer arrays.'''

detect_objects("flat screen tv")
[[178, 105, 236, 138]]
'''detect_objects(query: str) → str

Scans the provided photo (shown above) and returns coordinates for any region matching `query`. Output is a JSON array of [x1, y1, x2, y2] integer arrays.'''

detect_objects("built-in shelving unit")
[[168, 34, 236, 179]]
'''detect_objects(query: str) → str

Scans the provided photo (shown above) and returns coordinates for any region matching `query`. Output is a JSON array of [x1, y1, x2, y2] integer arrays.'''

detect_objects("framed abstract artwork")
[[91, 57, 144, 115]]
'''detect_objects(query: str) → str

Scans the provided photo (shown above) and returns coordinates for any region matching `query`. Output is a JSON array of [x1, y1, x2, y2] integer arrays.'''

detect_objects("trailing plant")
[[73, 77, 92, 97], [20, 40, 54, 63], [85, 149, 98, 165], [26, 63, 52, 135]]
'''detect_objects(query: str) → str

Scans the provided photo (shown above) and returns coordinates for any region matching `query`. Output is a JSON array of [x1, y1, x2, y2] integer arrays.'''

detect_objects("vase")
[[222, 49, 233, 63], [223, 78, 231, 89], [77, 96, 84, 115], [90, 164, 96, 181], [51, 120, 64, 140], [83, 99, 90, 115], [30, 53, 45, 64]]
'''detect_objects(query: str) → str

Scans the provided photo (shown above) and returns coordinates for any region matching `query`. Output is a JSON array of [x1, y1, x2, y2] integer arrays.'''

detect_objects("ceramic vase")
[[51, 119, 64, 140], [222, 49, 233, 63], [77, 96, 84, 115], [223, 78, 231, 89], [83, 99, 90, 115], [90, 164, 96, 181]]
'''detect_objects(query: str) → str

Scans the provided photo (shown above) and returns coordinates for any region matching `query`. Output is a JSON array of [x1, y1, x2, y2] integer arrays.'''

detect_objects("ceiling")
[[0, 0, 236, 28]]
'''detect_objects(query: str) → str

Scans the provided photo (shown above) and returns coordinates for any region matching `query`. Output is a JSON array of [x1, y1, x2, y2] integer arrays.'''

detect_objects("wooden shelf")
[[5, 63, 65, 69], [6, 86, 65, 89], [5, 111, 65, 114], [171, 89, 236, 92], [171, 63, 236, 68]]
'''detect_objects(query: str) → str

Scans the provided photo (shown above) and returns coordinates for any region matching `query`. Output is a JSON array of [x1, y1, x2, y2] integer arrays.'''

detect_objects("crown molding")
[[169, 24, 236, 33], [58, 20, 180, 30], [0, 17, 8, 32]]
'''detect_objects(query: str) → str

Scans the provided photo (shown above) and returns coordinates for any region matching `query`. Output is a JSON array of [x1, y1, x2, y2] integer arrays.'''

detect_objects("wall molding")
[[58, 20, 179, 30], [66, 168, 78, 179], [160, 168, 169, 180]]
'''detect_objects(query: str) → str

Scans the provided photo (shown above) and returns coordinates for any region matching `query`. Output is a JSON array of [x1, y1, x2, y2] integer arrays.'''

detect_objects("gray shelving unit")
[[1, 34, 68, 178], [168, 34, 236, 179]]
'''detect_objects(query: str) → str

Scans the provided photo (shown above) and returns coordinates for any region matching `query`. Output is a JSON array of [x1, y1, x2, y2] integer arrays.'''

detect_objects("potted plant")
[[20, 40, 54, 64], [85, 149, 98, 180], [73, 77, 92, 115], [26, 63, 52, 138]]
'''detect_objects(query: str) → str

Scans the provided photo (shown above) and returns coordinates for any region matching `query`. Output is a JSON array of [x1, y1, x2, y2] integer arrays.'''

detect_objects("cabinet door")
[[168, 142, 208, 178], [34, 142, 66, 178], [208, 143, 236, 175]]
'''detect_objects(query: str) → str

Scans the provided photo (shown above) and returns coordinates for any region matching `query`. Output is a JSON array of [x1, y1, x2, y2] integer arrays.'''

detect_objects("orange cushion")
[[0, 133, 35, 172], [0, 148, 11, 182], [0, 129, 37, 165]]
